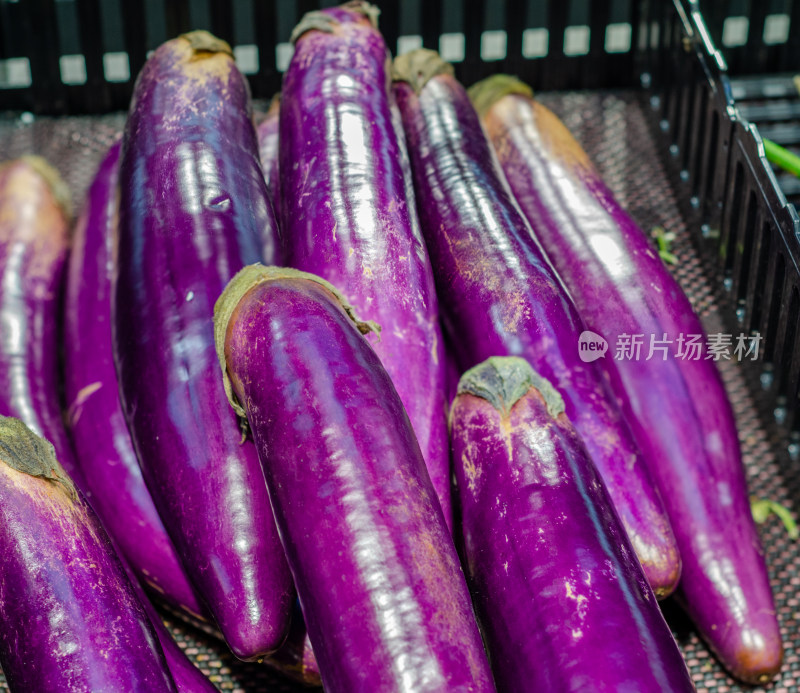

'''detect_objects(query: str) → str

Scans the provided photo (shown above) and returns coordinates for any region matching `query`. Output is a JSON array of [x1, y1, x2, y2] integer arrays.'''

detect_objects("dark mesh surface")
[[0, 90, 797, 691]]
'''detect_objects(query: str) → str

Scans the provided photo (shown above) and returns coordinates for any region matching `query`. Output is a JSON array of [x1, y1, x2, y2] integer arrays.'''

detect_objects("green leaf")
[[651, 227, 678, 265], [751, 496, 799, 540], [763, 138, 800, 179]]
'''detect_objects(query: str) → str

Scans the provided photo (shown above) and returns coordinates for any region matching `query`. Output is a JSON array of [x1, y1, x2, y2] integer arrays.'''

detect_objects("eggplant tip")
[[718, 627, 784, 685]]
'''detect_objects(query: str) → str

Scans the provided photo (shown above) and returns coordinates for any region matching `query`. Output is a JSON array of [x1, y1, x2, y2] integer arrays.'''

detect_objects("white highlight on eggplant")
[[323, 419, 446, 692], [699, 537, 748, 626], [1, 242, 40, 432], [587, 234, 628, 279], [322, 74, 380, 256], [58, 640, 79, 656], [509, 105, 636, 285], [48, 604, 66, 629], [517, 422, 559, 486], [717, 481, 733, 508], [223, 453, 262, 627], [706, 430, 723, 455], [176, 142, 225, 264], [177, 143, 203, 216], [0, 246, 24, 350]]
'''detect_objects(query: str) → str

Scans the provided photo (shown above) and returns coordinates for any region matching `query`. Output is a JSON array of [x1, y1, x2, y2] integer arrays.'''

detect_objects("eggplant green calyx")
[[291, 2, 380, 44], [392, 49, 454, 95], [457, 356, 565, 418], [179, 30, 233, 57], [468, 74, 533, 119], [214, 264, 381, 417], [0, 416, 77, 499], [751, 496, 799, 540]]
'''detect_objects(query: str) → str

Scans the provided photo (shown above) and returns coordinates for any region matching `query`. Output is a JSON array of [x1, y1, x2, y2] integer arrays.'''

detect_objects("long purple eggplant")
[[114, 31, 292, 660], [451, 357, 695, 692], [392, 49, 681, 597], [0, 156, 86, 488], [0, 415, 176, 692], [117, 554, 218, 693], [471, 75, 782, 683], [280, 3, 451, 528], [256, 94, 281, 218], [64, 141, 206, 622], [214, 265, 496, 693]]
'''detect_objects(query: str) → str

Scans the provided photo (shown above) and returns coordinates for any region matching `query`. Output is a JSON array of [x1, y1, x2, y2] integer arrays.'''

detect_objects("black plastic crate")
[[0, 0, 653, 113], [646, 0, 800, 442]]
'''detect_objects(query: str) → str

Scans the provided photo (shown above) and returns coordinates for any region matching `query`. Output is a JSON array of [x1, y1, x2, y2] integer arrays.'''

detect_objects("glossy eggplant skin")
[[392, 52, 680, 598], [280, 3, 451, 528], [214, 266, 495, 693], [0, 157, 85, 488], [0, 416, 176, 693], [116, 553, 217, 693], [476, 80, 781, 684], [256, 95, 281, 221], [114, 32, 292, 660], [64, 142, 206, 622], [451, 358, 695, 693]]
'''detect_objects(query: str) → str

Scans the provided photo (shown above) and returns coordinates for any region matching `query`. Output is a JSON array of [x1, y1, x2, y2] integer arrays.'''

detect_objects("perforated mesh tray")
[[0, 90, 797, 692]]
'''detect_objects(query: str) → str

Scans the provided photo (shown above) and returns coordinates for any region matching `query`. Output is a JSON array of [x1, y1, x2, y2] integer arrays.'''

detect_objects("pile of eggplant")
[[0, 2, 783, 691]]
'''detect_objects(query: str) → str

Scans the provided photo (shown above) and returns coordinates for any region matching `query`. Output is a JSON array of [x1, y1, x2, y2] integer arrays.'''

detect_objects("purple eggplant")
[[443, 334, 461, 409], [280, 3, 451, 528], [64, 141, 206, 622], [0, 156, 85, 487], [0, 415, 176, 692], [471, 75, 782, 683], [116, 554, 218, 693], [114, 31, 292, 660], [392, 49, 681, 597], [256, 94, 281, 219], [214, 265, 496, 693], [451, 357, 695, 692], [264, 602, 321, 687]]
